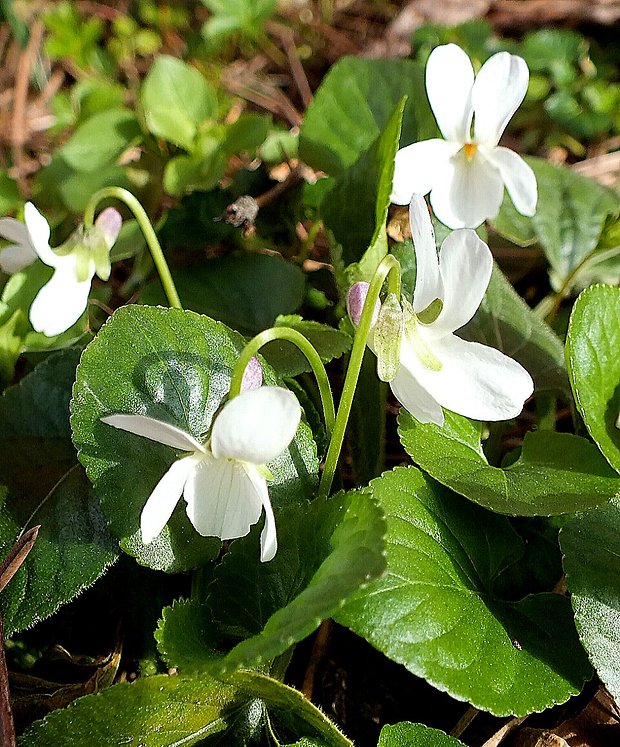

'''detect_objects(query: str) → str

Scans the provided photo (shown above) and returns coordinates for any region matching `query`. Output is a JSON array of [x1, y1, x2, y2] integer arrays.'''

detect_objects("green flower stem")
[[83, 187, 182, 310], [229, 327, 336, 438], [317, 254, 402, 501]]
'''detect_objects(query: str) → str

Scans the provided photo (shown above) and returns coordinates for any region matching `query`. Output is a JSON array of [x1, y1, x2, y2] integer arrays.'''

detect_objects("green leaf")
[[58, 108, 141, 172], [260, 315, 351, 377], [561, 500, 620, 704], [321, 98, 405, 267], [19, 673, 235, 746], [492, 158, 619, 290], [202, 0, 277, 44], [460, 265, 569, 395], [398, 409, 618, 516], [140, 55, 218, 151], [19, 671, 351, 747], [565, 284, 620, 473], [0, 349, 117, 634], [157, 491, 386, 675], [378, 723, 466, 746], [0, 348, 80, 498], [336, 467, 591, 716], [0, 466, 118, 636], [141, 253, 305, 336], [299, 57, 435, 177], [70, 305, 318, 572]]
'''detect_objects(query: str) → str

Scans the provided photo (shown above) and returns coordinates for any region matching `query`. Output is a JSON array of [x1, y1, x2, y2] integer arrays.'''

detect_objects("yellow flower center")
[[463, 142, 478, 161]]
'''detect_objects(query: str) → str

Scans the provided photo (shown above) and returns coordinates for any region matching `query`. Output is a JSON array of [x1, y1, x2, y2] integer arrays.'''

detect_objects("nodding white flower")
[[101, 386, 302, 562], [347, 195, 534, 426], [0, 203, 121, 337], [391, 44, 537, 229]]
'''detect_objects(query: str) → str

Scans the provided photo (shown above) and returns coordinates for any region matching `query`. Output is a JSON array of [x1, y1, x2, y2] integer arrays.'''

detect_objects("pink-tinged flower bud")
[[346, 282, 380, 328], [95, 208, 122, 249], [241, 356, 263, 392]]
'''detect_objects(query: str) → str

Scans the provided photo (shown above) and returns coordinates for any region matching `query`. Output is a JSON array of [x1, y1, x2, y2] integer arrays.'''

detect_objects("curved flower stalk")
[[391, 44, 537, 229], [102, 384, 302, 562], [0, 203, 122, 336], [347, 195, 534, 426]]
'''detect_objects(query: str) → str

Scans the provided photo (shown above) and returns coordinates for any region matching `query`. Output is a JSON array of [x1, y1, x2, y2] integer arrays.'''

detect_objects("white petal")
[[0, 243, 37, 273], [29, 267, 92, 336], [211, 386, 301, 464], [141, 455, 198, 544], [472, 52, 529, 146], [427, 229, 492, 336], [244, 463, 278, 562], [24, 202, 58, 267], [390, 364, 444, 426], [429, 149, 504, 229], [400, 334, 534, 421], [101, 414, 205, 452], [426, 44, 475, 143], [484, 146, 537, 217], [0, 217, 30, 244], [391, 139, 458, 205], [409, 194, 443, 314], [183, 454, 263, 543]]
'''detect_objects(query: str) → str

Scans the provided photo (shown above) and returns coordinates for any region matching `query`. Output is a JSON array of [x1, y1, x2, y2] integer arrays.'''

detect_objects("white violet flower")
[[0, 203, 121, 337], [101, 385, 302, 562], [391, 44, 537, 229], [347, 195, 534, 426]]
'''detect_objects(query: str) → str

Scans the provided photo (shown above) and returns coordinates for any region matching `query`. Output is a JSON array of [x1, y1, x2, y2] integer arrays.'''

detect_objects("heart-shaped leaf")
[[398, 409, 618, 515], [561, 499, 620, 704], [336, 467, 591, 716], [71, 305, 318, 572], [565, 284, 620, 474]]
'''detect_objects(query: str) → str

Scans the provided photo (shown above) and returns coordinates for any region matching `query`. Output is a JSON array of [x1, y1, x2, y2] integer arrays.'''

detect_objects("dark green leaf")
[[322, 99, 405, 267], [70, 305, 318, 572], [141, 254, 305, 336], [0, 348, 80, 497], [379, 722, 465, 746], [299, 57, 435, 176], [561, 500, 620, 704], [398, 409, 618, 515], [492, 158, 619, 290], [157, 492, 386, 675], [565, 284, 620, 473], [0, 466, 118, 636], [260, 315, 351, 377], [336, 467, 591, 716]]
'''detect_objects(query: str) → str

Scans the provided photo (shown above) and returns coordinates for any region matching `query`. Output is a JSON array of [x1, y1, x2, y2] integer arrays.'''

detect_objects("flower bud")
[[346, 282, 380, 328], [241, 356, 263, 392], [95, 208, 122, 249]]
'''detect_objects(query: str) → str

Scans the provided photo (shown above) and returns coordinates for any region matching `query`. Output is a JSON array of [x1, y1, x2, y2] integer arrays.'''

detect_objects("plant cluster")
[[0, 4, 618, 746]]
